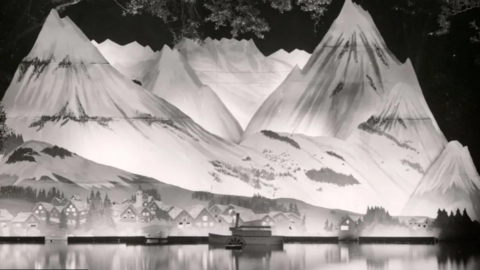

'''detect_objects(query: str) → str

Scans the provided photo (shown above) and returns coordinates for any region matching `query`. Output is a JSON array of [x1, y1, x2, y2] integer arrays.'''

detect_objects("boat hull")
[[208, 233, 283, 246]]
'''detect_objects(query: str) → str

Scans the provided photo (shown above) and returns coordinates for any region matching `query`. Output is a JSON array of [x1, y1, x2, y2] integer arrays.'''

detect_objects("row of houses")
[[109, 189, 304, 235]]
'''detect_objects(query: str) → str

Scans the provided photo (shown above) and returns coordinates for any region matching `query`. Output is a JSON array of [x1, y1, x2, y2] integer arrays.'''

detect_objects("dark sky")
[[1, 0, 479, 168]]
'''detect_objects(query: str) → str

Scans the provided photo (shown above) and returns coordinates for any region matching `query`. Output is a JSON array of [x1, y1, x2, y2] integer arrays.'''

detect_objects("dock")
[[0, 237, 45, 244], [358, 236, 437, 244], [67, 236, 146, 244], [284, 236, 339, 243]]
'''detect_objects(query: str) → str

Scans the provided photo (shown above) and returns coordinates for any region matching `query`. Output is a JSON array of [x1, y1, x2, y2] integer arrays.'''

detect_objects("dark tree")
[[45, 211, 51, 225]]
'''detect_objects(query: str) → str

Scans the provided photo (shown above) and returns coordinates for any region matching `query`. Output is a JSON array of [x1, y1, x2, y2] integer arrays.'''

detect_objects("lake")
[[0, 243, 479, 270]]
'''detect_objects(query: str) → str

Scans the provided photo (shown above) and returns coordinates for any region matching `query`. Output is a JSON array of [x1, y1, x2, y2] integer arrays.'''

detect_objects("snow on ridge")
[[25, 9, 107, 64]]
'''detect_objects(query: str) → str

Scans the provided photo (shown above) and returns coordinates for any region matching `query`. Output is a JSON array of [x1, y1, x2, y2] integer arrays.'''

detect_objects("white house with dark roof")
[[188, 205, 217, 228], [63, 200, 89, 225], [209, 204, 229, 218], [10, 212, 41, 229], [32, 202, 55, 220], [147, 200, 173, 220], [168, 207, 193, 229]]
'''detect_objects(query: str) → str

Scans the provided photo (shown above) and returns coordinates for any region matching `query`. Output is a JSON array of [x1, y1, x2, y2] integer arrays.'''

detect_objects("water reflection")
[[0, 243, 479, 270]]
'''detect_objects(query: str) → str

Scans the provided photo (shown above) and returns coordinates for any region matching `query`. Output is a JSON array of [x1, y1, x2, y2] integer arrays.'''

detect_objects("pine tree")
[[462, 208, 472, 224], [59, 210, 68, 229], [89, 190, 95, 202], [324, 219, 329, 231], [301, 214, 306, 230]]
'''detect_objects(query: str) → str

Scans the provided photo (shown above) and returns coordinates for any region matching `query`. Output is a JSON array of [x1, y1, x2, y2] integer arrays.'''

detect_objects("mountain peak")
[[25, 9, 107, 63]]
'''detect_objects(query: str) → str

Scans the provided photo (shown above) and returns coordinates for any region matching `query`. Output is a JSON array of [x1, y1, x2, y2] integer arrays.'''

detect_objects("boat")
[[208, 213, 284, 247]]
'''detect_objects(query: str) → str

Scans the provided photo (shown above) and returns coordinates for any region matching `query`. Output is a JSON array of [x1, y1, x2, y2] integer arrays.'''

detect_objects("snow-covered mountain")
[[401, 141, 480, 220], [92, 39, 158, 84], [0, 140, 160, 190], [3, 9, 296, 198], [140, 45, 242, 143], [174, 37, 297, 129], [267, 49, 311, 70], [347, 82, 447, 188], [241, 132, 410, 214], [243, 0, 404, 140]]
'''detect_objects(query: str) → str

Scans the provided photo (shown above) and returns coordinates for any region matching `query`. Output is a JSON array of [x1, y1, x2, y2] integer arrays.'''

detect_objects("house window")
[[269, 222, 273, 226], [183, 217, 187, 222], [123, 216, 127, 219], [131, 215, 135, 219], [346, 220, 349, 224], [39, 205, 43, 210], [203, 222, 208, 227], [30, 224, 37, 228], [127, 210, 131, 214], [219, 220, 222, 223], [209, 222, 214, 227], [262, 222, 266, 226], [15, 223, 21, 227], [187, 222, 191, 227], [229, 209, 233, 214], [202, 215, 207, 221], [35, 210, 39, 214], [340, 225, 349, 231]]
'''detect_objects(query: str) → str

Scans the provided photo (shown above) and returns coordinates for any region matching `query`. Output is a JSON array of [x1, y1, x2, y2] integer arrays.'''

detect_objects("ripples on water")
[[0, 243, 479, 270]]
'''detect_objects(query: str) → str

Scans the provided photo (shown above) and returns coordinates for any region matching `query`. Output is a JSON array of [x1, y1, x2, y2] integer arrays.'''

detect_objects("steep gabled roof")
[[11, 212, 39, 223], [149, 200, 173, 212], [209, 204, 229, 213], [168, 206, 186, 220], [35, 202, 55, 212], [188, 205, 207, 219]]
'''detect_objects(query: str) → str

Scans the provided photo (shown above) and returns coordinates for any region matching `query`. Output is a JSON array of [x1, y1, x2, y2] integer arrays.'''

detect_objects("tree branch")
[[54, 0, 84, 12]]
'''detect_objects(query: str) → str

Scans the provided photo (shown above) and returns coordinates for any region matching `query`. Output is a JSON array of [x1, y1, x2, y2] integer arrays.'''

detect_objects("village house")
[[147, 200, 173, 220], [338, 216, 358, 240], [209, 204, 229, 218], [221, 204, 258, 226], [0, 209, 14, 229], [116, 204, 146, 223], [188, 205, 217, 229], [408, 218, 433, 231], [63, 200, 89, 225], [286, 213, 302, 226], [49, 206, 65, 223], [169, 206, 193, 229], [10, 212, 41, 230], [50, 197, 66, 206], [70, 194, 82, 201], [32, 202, 55, 221]]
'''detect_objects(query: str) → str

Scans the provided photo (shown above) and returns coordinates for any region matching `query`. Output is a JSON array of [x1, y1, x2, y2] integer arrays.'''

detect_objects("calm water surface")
[[0, 243, 479, 270]]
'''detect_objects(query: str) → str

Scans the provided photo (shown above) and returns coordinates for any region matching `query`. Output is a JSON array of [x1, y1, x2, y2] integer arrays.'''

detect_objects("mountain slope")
[[241, 132, 411, 215], [175, 37, 296, 129], [401, 141, 480, 220], [347, 83, 447, 187], [140, 45, 243, 143], [92, 39, 157, 84], [2, 9, 299, 199], [243, 0, 404, 140], [267, 49, 311, 70]]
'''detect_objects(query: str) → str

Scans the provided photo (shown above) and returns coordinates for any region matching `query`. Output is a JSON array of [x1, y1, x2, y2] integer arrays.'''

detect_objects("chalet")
[[118, 204, 140, 223], [63, 200, 89, 225], [147, 201, 173, 220], [70, 194, 82, 201], [188, 205, 217, 228], [134, 189, 153, 208], [286, 213, 302, 226], [111, 203, 130, 218], [49, 206, 65, 222], [10, 212, 41, 229], [32, 202, 55, 220], [137, 206, 154, 223], [269, 212, 292, 233], [408, 218, 433, 231], [169, 207, 193, 229], [338, 216, 358, 240], [253, 214, 276, 226], [50, 197, 66, 206], [209, 204, 229, 218], [222, 204, 258, 225], [0, 209, 14, 228]]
